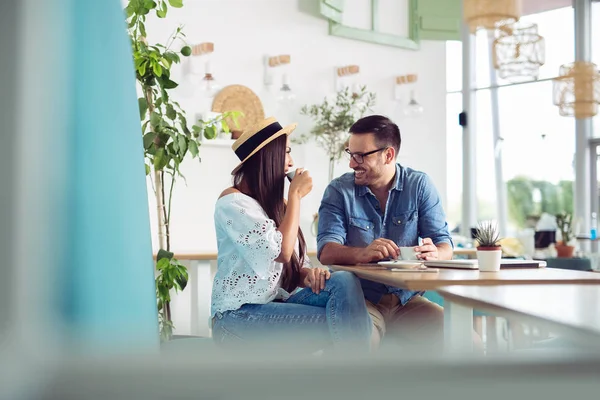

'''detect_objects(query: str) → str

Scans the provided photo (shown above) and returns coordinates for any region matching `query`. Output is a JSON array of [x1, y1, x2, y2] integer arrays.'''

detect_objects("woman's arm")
[[275, 191, 301, 263]]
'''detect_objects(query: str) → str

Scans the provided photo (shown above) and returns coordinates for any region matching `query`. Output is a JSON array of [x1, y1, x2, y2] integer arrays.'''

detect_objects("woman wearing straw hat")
[[211, 117, 372, 353]]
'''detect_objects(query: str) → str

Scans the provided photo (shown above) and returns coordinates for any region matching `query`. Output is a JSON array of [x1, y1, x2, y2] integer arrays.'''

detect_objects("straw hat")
[[231, 117, 297, 175]]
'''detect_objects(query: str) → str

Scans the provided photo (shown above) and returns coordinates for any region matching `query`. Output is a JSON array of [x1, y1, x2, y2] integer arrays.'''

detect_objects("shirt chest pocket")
[[347, 217, 375, 247], [390, 210, 419, 245]]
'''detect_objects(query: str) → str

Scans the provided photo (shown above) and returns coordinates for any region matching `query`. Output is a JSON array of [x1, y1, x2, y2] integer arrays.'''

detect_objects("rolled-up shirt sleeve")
[[417, 174, 454, 248], [317, 184, 348, 260]]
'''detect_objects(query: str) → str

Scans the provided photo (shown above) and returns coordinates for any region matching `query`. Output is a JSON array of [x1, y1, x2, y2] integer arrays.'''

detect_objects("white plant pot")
[[477, 250, 502, 272]]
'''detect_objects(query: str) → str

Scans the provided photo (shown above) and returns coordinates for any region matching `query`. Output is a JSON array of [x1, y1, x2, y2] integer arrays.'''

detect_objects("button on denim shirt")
[[317, 164, 453, 306]]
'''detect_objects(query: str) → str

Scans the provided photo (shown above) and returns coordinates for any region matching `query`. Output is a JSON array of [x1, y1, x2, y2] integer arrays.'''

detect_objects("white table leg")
[[189, 260, 199, 336], [444, 299, 473, 353]]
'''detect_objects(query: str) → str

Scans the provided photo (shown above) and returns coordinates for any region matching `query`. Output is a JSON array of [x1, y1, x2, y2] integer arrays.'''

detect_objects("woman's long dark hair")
[[233, 135, 306, 292]]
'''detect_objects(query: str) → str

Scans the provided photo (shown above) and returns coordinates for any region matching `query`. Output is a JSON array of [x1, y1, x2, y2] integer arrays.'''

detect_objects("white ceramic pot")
[[476, 249, 502, 272]]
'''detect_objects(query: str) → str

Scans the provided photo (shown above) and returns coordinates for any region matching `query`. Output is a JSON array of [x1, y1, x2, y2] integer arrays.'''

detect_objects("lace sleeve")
[[216, 196, 283, 278]]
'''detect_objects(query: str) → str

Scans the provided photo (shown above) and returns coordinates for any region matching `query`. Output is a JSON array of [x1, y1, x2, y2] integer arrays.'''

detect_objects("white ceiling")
[[522, 0, 572, 15]]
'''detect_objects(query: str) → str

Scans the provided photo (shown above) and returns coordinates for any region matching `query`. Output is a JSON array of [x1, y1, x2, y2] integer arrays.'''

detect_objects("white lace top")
[[211, 192, 310, 317]]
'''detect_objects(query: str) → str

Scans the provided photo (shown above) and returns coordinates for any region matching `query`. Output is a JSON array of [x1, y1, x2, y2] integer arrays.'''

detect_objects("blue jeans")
[[212, 271, 372, 353]]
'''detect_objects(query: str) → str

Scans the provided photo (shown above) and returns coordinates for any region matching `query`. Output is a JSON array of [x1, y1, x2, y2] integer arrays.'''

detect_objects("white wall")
[[143, 0, 448, 253]]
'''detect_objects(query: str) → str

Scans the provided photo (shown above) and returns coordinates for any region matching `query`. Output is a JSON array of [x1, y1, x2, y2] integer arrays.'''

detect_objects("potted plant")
[[555, 212, 575, 258], [125, 0, 239, 341], [474, 221, 503, 272], [294, 86, 375, 236], [294, 86, 376, 183]]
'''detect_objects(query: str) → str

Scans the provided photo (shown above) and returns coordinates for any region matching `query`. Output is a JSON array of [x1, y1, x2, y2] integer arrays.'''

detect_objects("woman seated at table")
[[211, 117, 372, 353]]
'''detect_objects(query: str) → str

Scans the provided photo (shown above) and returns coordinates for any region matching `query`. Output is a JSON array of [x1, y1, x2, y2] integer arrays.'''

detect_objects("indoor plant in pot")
[[125, 0, 239, 341], [474, 221, 503, 272], [294, 86, 375, 236], [555, 212, 575, 258]]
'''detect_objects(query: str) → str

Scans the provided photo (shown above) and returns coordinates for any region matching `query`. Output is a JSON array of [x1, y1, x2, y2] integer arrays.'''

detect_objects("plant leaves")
[[150, 111, 161, 127], [175, 273, 187, 291], [152, 60, 163, 77], [145, 164, 151, 175], [221, 119, 230, 133], [163, 51, 180, 64], [166, 104, 176, 120], [138, 97, 148, 120], [188, 140, 199, 157], [143, 132, 157, 149], [204, 125, 217, 140], [169, 0, 183, 8], [153, 148, 169, 170], [156, 257, 170, 270], [156, 0, 167, 17], [178, 135, 187, 157], [162, 79, 178, 89]]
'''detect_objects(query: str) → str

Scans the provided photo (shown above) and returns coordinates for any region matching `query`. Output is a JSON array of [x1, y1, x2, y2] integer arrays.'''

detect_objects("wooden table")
[[330, 265, 600, 352], [437, 284, 600, 349], [330, 265, 600, 291]]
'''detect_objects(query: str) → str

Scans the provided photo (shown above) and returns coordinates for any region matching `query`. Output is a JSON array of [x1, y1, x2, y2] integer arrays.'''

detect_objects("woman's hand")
[[301, 267, 331, 294], [289, 168, 313, 199]]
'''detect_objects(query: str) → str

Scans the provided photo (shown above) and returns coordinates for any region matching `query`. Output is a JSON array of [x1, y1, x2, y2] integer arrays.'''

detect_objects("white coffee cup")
[[399, 246, 420, 260]]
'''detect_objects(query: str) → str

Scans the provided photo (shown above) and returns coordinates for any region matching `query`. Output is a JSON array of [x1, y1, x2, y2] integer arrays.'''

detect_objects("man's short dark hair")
[[349, 115, 401, 154]]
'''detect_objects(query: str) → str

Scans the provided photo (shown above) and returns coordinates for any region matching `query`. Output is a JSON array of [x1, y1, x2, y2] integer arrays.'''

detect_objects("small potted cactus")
[[474, 220, 503, 272], [555, 212, 575, 258]]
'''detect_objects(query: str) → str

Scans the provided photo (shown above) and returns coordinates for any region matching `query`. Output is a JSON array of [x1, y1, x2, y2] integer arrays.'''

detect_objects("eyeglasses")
[[344, 147, 388, 164]]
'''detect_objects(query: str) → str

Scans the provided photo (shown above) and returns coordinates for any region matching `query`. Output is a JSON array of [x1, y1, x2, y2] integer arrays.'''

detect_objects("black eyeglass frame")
[[344, 147, 388, 164]]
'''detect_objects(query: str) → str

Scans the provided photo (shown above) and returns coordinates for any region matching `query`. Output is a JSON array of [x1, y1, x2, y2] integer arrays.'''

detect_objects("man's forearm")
[[436, 242, 453, 260], [319, 242, 364, 265]]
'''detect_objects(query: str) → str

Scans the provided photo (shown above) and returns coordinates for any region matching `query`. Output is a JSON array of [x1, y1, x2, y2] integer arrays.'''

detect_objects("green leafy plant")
[[125, 0, 239, 340], [294, 86, 375, 181], [474, 220, 502, 248], [555, 212, 573, 244]]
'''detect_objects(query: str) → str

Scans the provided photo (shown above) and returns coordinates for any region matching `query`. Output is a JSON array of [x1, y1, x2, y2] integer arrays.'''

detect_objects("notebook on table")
[[422, 259, 546, 270]]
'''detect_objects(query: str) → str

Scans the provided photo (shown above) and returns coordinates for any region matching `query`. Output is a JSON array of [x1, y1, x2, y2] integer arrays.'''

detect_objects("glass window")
[[498, 81, 575, 232], [446, 6, 577, 235]]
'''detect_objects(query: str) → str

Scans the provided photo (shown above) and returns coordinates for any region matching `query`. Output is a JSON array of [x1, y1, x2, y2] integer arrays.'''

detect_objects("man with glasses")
[[317, 115, 453, 352]]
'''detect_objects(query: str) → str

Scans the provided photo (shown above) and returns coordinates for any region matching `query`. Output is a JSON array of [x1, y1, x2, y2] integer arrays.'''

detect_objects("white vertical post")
[[461, 3, 478, 238], [590, 142, 598, 253], [574, 0, 592, 253], [443, 300, 474, 354], [189, 260, 200, 336], [487, 31, 508, 237]]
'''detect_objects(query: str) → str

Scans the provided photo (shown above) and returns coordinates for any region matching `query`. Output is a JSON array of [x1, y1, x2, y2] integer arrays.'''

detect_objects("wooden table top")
[[437, 284, 600, 341], [153, 250, 318, 261], [329, 265, 600, 291]]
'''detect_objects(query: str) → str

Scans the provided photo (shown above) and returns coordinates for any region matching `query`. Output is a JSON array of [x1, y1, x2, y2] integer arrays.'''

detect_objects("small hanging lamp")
[[492, 21, 545, 82], [552, 61, 600, 119], [464, 0, 521, 33]]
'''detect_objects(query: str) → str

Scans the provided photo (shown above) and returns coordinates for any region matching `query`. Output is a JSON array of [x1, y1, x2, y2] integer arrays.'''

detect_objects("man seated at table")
[[317, 115, 453, 352]]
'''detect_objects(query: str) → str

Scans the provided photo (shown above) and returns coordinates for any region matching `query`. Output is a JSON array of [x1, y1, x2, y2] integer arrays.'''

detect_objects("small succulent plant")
[[474, 221, 501, 248], [555, 212, 573, 244]]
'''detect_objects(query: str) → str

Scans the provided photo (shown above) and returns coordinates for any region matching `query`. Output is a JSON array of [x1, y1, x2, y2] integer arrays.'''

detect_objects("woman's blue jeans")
[[212, 271, 372, 353]]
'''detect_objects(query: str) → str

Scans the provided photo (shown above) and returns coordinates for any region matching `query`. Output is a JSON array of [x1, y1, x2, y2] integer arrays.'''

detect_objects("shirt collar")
[[356, 163, 404, 197]]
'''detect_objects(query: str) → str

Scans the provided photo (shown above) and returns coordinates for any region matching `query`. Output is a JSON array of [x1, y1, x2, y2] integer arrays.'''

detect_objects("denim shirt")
[[317, 163, 453, 306]]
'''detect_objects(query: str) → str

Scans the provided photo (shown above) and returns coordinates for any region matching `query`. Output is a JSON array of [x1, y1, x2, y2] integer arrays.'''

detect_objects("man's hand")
[[415, 238, 439, 260], [301, 267, 331, 294], [358, 238, 400, 263]]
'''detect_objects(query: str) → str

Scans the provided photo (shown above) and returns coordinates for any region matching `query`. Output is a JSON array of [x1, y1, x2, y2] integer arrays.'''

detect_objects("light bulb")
[[276, 74, 296, 104], [402, 90, 424, 117], [198, 61, 221, 98]]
